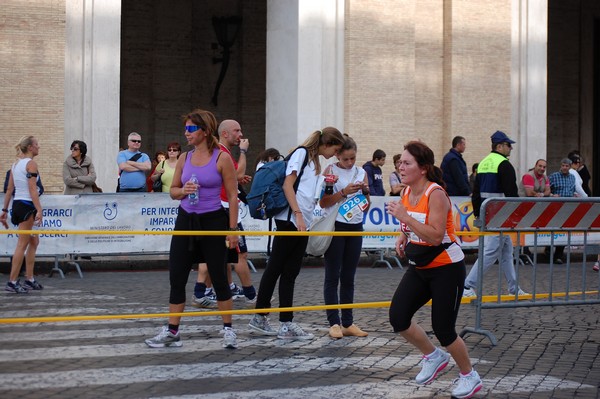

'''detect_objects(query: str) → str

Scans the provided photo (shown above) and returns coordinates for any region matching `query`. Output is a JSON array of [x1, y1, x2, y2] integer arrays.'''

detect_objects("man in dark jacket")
[[362, 149, 386, 196], [440, 136, 471, 196]]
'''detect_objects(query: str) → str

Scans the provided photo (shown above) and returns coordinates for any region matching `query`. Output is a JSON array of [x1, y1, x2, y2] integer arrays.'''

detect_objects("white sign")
[[0, 194, 484, 256]]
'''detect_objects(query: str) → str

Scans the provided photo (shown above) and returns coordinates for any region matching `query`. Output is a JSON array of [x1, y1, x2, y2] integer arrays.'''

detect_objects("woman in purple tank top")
[[145, 109, 241, 350]]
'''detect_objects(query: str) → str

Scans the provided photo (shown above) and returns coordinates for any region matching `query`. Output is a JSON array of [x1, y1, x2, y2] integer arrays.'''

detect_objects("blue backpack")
[[247, 147, 309, 220]]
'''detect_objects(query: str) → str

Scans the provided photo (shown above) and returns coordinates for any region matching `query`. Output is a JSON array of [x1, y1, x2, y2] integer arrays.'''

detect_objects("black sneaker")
[[23, 279, 44, 290], [5, 280, 28, 293]]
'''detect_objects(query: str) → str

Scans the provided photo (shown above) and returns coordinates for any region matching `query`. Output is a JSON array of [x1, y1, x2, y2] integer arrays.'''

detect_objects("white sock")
[[229, 282, 236, 289]]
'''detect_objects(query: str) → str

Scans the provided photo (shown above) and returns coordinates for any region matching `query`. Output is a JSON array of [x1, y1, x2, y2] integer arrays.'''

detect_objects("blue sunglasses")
[[185, 125, 204, 133]]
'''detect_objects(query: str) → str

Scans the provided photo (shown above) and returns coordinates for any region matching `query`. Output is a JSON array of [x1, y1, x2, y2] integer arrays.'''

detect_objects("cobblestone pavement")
[[0, 257, 598, 399]]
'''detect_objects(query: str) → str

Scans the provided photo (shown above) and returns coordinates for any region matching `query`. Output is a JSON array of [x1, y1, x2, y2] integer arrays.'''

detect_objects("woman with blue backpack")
[[248, 127, 345, 339]]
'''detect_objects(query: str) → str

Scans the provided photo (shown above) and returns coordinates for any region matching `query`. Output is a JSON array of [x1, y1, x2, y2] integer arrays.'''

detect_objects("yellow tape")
[[0, 229, 497, 237], [2, 291, 596, 324]]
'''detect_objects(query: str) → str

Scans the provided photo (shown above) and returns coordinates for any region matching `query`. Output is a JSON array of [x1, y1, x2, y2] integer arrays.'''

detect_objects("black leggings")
[[389, 261, 465, 347], [255, 219, 308, 322], [168, 207, 231, 304]]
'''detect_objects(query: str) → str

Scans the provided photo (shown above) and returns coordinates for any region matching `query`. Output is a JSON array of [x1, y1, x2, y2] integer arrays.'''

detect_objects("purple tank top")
[[180, 149, 223, 214]]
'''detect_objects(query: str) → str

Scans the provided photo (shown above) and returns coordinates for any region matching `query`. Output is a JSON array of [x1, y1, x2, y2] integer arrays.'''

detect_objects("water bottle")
[[188, 173, 199, 205]]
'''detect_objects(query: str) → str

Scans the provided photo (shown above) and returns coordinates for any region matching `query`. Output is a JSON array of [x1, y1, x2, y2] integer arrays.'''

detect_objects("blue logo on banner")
[[103, 202, 118, 220]]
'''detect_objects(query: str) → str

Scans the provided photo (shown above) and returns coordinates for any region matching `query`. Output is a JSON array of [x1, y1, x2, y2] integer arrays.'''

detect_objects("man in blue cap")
[[463, 131, 527, 297]]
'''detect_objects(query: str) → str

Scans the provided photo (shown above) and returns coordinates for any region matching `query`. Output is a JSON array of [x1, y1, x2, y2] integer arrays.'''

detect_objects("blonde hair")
[[15, 136, 36, 155]]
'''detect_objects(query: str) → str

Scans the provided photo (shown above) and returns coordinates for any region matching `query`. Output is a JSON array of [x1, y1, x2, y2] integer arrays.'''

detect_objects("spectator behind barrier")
[[63, 140, 98, 194], [150, 142, 181, 193], [117, 132, 151, 192], [362, 149, 385, 196]]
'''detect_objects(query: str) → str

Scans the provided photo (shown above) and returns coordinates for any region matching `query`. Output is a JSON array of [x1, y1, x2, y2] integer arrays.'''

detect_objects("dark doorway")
[[119, 0, 267, 169]]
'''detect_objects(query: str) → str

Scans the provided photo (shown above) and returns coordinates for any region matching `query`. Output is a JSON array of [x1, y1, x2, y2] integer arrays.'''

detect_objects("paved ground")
[[0, 255, 598, 399]]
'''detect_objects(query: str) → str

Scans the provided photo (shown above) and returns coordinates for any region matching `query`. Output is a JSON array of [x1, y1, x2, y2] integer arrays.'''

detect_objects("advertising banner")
[[0, 194, 501, 256]]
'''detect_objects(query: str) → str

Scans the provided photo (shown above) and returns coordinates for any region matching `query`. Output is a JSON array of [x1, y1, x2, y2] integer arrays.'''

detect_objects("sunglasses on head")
[[130, 139, 142, 143], [185, 125, 204, 133]]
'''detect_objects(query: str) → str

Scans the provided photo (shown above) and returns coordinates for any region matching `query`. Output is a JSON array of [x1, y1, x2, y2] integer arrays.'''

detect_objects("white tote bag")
[[306, 203, 341, 256]]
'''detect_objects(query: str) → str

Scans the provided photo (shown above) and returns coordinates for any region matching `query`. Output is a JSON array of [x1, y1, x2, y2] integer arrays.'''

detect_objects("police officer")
[[463, 131, 527, 297]]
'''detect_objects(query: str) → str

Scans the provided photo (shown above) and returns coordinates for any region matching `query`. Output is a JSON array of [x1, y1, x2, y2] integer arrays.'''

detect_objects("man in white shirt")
[[568, 155, 588, 198]]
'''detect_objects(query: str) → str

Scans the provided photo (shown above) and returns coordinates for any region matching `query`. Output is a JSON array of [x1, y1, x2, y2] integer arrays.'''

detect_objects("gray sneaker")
[[462, 287, 476, 298], [191, 292, 217, 308], [277, 321, 314, 340], [452, 369, 483, 398], [222, 327, 238, 349], [145, 326, 182, 348], [248, 314, 278, 335], [5, 280, 28, 294]]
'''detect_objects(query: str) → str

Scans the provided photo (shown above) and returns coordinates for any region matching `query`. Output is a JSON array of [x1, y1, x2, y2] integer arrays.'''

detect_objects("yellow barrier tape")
[[2, 291, 596, 324], [0, 302, 389, 324], [0, 229, 496, 237]]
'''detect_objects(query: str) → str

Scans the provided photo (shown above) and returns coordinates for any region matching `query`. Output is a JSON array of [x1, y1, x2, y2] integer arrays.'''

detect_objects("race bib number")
[[338, 194, 369, 222], [404, 211, 426, 242]]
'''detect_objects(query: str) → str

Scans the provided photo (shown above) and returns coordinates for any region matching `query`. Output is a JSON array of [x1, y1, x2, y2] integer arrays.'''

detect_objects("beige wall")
[[3, 0, 594, 195], [0, 0, 66, 193], [345, 0, 512, 191]]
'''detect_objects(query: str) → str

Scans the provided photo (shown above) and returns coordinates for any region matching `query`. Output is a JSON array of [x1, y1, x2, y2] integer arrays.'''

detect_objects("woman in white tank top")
[[0, 136, 44, 293]]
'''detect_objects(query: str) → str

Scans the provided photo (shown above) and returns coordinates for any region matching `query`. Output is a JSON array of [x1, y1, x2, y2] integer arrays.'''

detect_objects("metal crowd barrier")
[[460, 197, 600, 345]]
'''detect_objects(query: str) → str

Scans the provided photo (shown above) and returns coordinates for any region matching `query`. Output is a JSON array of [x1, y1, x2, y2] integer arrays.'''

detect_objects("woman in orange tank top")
[[386, 141, 482, 399]]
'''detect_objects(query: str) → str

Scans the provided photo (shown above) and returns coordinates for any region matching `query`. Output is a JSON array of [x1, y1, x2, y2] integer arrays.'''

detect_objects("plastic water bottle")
[[188, 173, 199, 205]]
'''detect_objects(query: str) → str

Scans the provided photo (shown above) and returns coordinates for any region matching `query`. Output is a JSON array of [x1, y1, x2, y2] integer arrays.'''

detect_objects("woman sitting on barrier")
[[63, 140, 98, 194], [1, 136, 44, 293], [248, 127, 344, 340], [145, 109, 240, 349], [318, 135, 370, 339], [386, 141, 482, 399]]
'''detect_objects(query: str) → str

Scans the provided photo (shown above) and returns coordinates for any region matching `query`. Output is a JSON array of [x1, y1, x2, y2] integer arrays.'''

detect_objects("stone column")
[[65, 0, 121, 192], [266, 0, 344, 153], [512, 0, 548, 175]]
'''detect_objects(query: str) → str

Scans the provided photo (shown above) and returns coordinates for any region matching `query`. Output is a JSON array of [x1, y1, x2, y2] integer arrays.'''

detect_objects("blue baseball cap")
[[490, 130, 516, 144]]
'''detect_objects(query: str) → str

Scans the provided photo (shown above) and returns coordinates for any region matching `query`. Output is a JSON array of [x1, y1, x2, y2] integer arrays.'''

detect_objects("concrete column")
[[266, 0, 344, 153], [65, 0, 121, 192], [512, 0, 548, 175]]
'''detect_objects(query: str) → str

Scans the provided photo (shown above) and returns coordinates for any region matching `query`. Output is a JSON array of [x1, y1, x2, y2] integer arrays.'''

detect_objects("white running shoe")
[[145, 326, 182, 348], [222, 327, 238, 349], [452, 369, 483, 398], [415, 350, 450, 384]]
